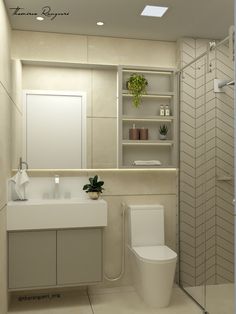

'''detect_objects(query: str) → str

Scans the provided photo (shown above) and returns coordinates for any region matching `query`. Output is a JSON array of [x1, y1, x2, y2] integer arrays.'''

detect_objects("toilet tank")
[[128, 205, 165, 247]]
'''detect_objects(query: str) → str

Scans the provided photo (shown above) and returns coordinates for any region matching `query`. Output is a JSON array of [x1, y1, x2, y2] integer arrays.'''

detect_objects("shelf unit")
[[118, 66, 178, 168], [122, 140, 174, 146]]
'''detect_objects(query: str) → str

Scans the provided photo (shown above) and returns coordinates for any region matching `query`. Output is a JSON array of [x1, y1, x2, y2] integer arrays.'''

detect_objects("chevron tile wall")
[[215, 43, 234, 284], [178, 38, 234, 288]]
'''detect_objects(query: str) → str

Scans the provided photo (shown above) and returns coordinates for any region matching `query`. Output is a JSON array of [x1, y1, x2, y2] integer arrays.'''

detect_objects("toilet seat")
[[133, 245, 177, 263]]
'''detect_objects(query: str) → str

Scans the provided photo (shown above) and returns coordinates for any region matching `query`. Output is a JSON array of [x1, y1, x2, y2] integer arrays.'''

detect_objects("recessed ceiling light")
[[36, 16, 44, 21], [141, 5, 168, 17], [96, 21, 104, 26]]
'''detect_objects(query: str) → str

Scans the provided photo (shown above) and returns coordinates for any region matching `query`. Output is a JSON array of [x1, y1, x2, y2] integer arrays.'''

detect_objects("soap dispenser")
[[129, 124, 139, 140], [139, 127, 148, 140]]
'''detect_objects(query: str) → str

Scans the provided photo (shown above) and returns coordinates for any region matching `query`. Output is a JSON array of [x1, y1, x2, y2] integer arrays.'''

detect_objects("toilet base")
[[129, 247, 177, 308]]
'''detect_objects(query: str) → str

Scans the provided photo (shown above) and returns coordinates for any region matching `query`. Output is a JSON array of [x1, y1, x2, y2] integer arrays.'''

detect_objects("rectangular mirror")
[[23, 90, 86, 169]]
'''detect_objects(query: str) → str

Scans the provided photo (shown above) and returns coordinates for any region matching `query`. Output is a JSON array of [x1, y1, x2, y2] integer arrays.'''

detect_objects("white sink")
[[7, 198, 107, 231]]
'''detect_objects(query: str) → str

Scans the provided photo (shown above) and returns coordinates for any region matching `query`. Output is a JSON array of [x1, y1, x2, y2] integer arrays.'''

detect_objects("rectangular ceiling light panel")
[[141, 5, 168, 17]]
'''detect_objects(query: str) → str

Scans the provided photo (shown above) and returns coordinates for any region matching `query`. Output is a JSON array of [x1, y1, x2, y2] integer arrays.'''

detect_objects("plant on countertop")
[[126, 73, 148, 108], [159, 124, 168, 135], [83, 175, 104, 194]]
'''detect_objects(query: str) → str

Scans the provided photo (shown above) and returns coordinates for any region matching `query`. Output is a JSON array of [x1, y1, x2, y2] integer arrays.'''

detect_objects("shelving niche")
[[118, 66, 178, 168]]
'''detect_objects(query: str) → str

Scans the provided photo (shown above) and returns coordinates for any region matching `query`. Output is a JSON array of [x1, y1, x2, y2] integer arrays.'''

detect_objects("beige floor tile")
[[8, 291, 93, 314], [206, 283, 234, 314], [90, 287, 202, 314]]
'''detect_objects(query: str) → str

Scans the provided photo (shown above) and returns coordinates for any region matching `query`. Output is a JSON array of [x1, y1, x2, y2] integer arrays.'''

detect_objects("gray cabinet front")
[[57, 228, 102, 285], [8, 231, 57, 289]]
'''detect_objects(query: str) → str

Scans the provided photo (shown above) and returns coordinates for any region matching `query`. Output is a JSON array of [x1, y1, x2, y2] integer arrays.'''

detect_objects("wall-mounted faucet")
[[54, 175, 60, 199]]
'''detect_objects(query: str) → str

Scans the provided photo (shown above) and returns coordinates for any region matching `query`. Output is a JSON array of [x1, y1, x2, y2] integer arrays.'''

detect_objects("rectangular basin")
[[7, 198, 107, 231]]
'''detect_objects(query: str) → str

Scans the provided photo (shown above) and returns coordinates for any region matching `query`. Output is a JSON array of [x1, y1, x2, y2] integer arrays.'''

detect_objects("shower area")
[[178, 36, 234, 314]]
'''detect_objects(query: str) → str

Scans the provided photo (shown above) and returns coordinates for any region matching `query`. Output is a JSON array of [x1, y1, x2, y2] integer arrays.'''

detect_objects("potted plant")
[[159, 124, 168, 140], [83, 175, 104, 200], [126, 73, 148, 108]]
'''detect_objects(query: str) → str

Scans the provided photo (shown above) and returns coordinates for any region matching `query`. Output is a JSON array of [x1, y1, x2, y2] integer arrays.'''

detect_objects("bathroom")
[[0, 0, 235, 313]]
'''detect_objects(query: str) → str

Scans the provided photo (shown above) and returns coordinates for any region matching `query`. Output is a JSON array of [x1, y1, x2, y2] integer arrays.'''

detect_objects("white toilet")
[[128, 204, 177, 308]]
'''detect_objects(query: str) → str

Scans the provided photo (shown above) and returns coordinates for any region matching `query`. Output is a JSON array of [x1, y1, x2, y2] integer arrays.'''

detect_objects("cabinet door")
[[8, 231, 56, 289], [57, 228, 102, 285]]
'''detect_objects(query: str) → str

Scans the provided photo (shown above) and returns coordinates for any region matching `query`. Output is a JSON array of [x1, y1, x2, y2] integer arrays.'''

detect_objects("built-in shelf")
[[118, 66, 177, 168], [122, 116, 174, 122], [122, 69, 173, 75], [121, 165, 172, 169], [122, 140, 174, 146], [122, 90, 173, 99]]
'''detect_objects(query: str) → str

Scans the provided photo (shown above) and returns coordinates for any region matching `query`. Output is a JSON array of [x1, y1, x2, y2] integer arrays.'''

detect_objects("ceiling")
[[4, 0, 234, 41]]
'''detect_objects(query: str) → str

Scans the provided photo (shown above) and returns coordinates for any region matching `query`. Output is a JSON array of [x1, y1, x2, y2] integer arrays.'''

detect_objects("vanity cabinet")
[[118, 66, 178, 168], [57, 229, 102, 285], [8, 228, 103, 290], [8, 231, 57, 289]]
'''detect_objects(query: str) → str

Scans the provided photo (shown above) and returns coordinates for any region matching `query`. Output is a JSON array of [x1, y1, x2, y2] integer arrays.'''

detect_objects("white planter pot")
[[88, 192, 101, 200], [159, 134, 167, 140]]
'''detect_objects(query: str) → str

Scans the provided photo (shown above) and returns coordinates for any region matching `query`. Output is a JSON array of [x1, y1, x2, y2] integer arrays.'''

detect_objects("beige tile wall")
[[12, 31, 176, 68], [11, 59, 23, 169], [0, 0, 14, 312], [12, 31, 88, 63]]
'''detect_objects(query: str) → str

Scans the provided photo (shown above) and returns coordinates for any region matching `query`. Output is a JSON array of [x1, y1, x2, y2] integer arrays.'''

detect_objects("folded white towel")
[[133, 160, 162, 166], [10, 170, 29, 200]]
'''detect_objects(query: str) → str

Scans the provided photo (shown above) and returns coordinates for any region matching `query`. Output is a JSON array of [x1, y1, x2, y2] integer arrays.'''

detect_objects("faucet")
[[54, 175, 60, 199]]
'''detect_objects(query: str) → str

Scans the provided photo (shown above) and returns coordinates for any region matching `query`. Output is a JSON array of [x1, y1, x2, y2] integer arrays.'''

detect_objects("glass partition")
[[179, 38, 234, 314]]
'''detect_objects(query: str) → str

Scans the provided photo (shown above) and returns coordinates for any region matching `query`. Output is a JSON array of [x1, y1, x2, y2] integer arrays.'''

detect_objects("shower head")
[[217, 79, 234, 88]]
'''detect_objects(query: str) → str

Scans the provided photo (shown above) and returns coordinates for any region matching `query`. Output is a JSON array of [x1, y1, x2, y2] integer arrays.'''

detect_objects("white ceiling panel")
[[4, 0, 234, 41]]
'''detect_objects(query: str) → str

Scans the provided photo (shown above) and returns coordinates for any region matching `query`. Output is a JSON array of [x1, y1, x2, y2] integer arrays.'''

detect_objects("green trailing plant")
[[159, 124, 168, 135], [83, 175, 104, 193], [126, 73, 148, 108]]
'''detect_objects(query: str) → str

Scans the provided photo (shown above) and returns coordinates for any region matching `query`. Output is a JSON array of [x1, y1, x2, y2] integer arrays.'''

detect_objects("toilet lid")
[[133, 245, 177, 262]]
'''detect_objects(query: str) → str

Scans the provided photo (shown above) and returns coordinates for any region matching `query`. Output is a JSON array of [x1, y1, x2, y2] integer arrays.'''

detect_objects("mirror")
[[22, 64, 118, 169]]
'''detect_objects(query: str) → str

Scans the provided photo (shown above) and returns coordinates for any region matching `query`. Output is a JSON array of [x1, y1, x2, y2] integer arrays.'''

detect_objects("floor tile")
[[8, 291, 93, 314], [90, 286, 202, 314]]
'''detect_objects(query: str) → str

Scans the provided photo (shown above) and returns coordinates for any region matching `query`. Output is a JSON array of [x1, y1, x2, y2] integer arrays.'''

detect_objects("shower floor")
[[186, 283, 234, 314]]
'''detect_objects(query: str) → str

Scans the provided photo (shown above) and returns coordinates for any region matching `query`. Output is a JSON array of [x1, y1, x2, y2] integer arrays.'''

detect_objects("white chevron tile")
[[217, 206, 233, 220], [217, 259, 234, 273], [183, 38, 196, 48], [217, 235, 234, 252], [217, 106, 234, 120], [217, 93, 234, 106], [217, 109, 234, 123], [216, 61, 234, 77], [181, 124, 195, 137], [196, 39, 209, 50], [181, 274, 196, 286], [217, 246, 234, 262], [182, 69, 195, 82], [183, 51, 197, 64], [182, 82, 195, 96], [216, 147, 234, 162]]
